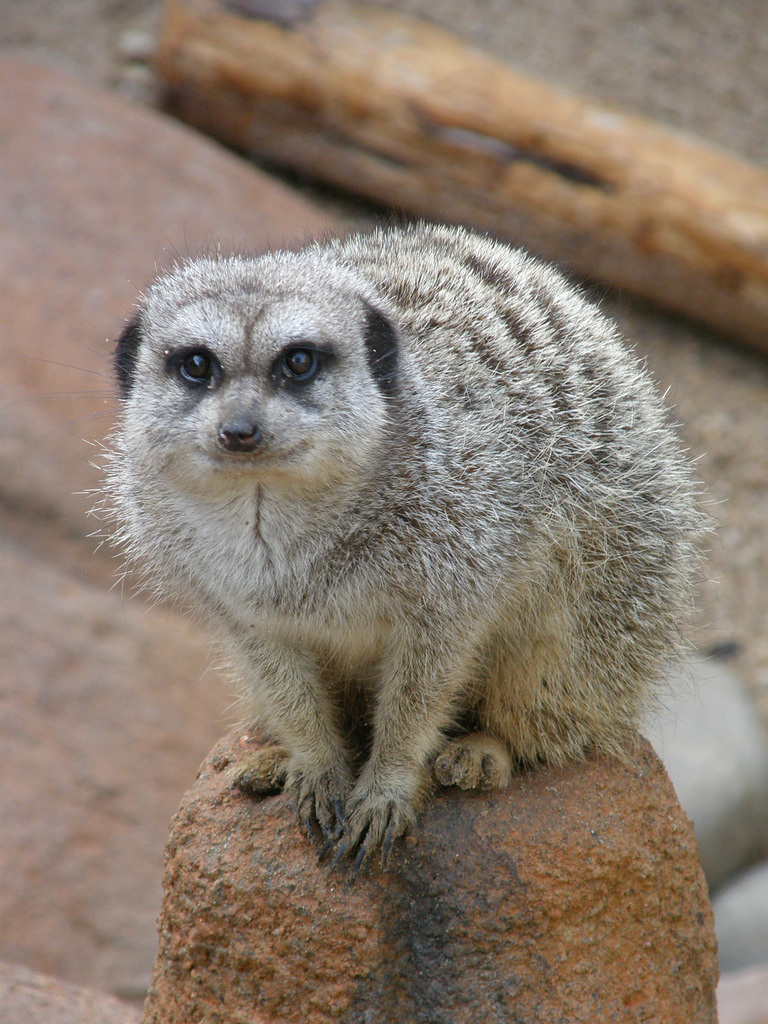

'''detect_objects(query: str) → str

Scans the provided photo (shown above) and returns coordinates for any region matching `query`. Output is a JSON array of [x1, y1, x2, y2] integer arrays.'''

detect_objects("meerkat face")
[[113, 255, 399, 499]]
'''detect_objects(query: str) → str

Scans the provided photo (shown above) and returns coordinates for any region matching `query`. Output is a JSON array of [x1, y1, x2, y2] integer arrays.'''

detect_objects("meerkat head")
[[112, 252, 399, 499]]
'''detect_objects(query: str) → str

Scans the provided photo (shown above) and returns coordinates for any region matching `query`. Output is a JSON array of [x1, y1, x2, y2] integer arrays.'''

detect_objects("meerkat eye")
[[167, 347, 222, 388], [181, 351, 212, 381], [281, 348, 319, 382]]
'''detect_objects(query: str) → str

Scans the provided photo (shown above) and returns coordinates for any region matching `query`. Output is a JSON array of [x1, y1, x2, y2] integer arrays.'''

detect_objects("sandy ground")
[[3, 0, 768, 726]]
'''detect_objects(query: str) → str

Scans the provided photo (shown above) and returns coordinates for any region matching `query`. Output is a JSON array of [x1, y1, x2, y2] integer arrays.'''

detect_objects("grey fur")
[[100, 223, 704, 862]]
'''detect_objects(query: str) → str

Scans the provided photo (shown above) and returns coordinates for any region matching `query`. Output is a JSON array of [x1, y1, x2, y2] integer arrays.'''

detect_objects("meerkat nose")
[[217, 417, 262, 454]]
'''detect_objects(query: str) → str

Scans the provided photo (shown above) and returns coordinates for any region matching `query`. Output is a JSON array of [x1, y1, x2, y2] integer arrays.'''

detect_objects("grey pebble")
[[644, 655, 768, 891], [712, 861, 768, 972], [117, 29, 156, 64]]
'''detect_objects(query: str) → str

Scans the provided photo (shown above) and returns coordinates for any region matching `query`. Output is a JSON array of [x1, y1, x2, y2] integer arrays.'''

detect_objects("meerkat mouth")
[[207, 439, 312, 465], [198, 443, 312, 488]]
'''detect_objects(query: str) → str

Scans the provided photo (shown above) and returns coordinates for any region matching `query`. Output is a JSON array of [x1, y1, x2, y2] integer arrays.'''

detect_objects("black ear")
[[362, 301, 398, 397], [114, 312, 143, 397]]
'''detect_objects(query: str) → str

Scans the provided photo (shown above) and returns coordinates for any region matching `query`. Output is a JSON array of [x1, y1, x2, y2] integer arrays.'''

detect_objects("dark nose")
[[217, 416, 262, 453]]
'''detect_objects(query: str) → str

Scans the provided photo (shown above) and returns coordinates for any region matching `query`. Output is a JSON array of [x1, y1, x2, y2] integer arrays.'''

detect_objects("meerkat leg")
[[432, 733, 512, 790], [339, 632, 474, 866], [230, 637, 354, 841]]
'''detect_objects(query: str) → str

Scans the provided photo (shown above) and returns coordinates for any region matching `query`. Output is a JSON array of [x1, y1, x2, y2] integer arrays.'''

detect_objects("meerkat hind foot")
[[229, 743, 289, 794], [434, 733, 512, 791]]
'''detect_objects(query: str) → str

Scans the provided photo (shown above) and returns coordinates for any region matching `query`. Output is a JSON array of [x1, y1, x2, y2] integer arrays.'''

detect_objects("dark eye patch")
[[114, 312, 143, 397], [362, 302, 398, 396]]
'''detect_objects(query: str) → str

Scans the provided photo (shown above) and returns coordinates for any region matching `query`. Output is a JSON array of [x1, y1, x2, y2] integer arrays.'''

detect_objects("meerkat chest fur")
[[104, 222, 703, 863]]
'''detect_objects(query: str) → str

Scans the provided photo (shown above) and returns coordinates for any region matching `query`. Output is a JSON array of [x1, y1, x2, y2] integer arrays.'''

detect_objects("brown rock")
[[142, 731, 718, 1024], [0, 55, 333, 1001], [0, 961, 140, 1024]]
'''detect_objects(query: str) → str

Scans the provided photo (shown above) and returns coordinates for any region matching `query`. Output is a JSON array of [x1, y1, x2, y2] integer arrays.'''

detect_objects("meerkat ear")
[[362, 301, 398, 397], [114, 312, 144, 397]]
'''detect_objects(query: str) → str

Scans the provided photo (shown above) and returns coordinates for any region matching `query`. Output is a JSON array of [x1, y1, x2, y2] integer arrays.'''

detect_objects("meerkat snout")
[[103, 223, 705, 870], [218, 418, 262, 453]]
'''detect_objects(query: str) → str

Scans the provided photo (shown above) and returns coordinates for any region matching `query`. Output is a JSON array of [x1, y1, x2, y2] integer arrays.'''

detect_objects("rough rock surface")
[[0, 962, 140, 1024], [0, 55, 331, 1001], [141, 731, 718, 1024]]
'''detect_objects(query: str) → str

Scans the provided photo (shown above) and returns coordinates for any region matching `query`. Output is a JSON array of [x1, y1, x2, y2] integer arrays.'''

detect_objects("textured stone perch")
[[156, 0, 768, 351], [140, 731, 718, 1023]]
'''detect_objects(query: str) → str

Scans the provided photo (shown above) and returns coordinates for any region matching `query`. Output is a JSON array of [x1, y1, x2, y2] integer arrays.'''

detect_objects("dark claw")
[[319, 817, 335, 842], [331, 839, 350, 868], [318, 838, 335, 862], [304, 814, 317, 842], [352, 842, 369, 875], [381, 825, 396, 865], [332, 797, 346, 833]]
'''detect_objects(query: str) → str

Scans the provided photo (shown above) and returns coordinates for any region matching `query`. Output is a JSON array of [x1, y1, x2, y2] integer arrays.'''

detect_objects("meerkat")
[[102, 223, 703, 866]]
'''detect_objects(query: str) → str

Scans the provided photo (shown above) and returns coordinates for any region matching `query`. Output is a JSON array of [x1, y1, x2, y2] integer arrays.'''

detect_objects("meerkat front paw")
[[285, 761, 354, 846], [339, 792, 414, 871], [229, 743, 290, 793], [336, 770, 426, 870], [232, 747, 353, 850], [433, 733, 512, 790]]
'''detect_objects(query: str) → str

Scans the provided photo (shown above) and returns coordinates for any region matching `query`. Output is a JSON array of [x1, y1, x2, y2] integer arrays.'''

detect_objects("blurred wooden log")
[[157, 0, 768, 350]]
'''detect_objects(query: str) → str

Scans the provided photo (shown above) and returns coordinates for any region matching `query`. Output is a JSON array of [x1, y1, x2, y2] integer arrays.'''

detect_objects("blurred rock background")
[[1, 1, 767, 1021]]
